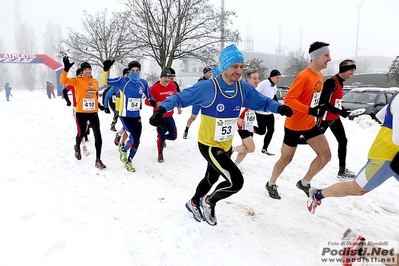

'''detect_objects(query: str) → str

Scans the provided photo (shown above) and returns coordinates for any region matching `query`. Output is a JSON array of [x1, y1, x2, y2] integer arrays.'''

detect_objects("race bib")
[[214, 118, 237, 141], [111, 95, 116, 103], [127, 97, 141, 111], [245, 110, 256, 126], [334, 99, 342, 109], [310, 92, 321, 107], [82, 98, 95, 111]]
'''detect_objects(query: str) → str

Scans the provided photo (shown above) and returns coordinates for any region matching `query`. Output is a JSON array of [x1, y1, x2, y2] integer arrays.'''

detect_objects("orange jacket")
[[60, 70, 99, 113], [284, 67, 323, 131]]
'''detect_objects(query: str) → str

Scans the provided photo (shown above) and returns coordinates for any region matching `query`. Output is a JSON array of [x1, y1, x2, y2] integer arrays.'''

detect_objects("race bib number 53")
[[214, 118, 237, 141]]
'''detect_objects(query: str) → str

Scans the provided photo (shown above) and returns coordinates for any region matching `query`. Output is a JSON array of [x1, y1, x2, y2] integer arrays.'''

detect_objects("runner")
[[60, 56, 106, 169], [233, 68, 259, 173], [102, 60, 152, 172], [62, 68, 90, 156]]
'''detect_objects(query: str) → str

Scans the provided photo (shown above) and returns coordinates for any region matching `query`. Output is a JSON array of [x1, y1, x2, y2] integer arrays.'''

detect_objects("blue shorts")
[[191, 105, 201, 116], [355, 159, 399, 190]]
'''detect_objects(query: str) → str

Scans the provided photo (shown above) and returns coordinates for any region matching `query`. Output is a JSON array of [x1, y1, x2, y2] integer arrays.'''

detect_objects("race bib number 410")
[[83, 98, 95, 111], [214, 118, 237, 141]]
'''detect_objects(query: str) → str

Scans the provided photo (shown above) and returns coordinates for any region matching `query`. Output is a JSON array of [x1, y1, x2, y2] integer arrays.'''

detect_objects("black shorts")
[[237, 130, 253, 140], [283, 125, 322, 147]]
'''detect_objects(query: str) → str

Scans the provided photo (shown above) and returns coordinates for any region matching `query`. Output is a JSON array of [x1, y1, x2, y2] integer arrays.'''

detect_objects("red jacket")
[[150, 81, 178, 117]]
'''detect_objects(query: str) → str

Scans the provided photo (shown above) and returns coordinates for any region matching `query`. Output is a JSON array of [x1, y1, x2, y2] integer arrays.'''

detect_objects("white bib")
[[83, 98, 95, 111], [214, 118, 237, 141]]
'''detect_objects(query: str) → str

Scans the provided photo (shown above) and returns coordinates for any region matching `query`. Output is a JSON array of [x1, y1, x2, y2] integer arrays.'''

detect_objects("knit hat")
[[80, 62, 92, 70], [122, 68, 129, 75], [128, 61, 141, 71], [160, 68, 171, 78], [168, 68, 176, 75], [219, 44, 244, 72], [75, 68, 83, 76], [270, 69, 281, 77], [203, 66, 212, 74], [211, 66, 222, 77]]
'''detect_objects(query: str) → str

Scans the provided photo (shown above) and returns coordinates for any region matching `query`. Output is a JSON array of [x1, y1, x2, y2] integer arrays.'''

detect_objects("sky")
[[0, 0, 398, 61], [1, 89, 399, 265]]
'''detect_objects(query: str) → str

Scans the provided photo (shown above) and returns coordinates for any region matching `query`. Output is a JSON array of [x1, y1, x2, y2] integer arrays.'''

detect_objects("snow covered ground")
[[0, 90, 398, 266]]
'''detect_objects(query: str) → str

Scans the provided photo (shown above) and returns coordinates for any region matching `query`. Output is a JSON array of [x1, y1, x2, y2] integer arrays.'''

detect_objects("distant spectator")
[[46, 82, 52, 99], [4, 83, 11, 101]]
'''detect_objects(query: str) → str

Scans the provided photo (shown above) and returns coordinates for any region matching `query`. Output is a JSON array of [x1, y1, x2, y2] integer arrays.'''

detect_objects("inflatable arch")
[[0, 53, 64, 95]]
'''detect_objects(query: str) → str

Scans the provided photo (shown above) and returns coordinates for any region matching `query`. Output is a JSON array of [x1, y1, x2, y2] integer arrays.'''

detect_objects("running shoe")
[[95, 160, 106, 169], [265, 182, 281, 199], [261, 149, 275, 156], [74, 145, 82, 160], [185, 200, 203, 222], [200, 196, 217, 226], [158, 154, 164, 163], [306, 188, 321, 214], [296, 180, 311, 196], [183, 131, 188, 139], [119, 145, 128, 163], [337, 169, 356, 179], [114, 133, 121, 146], [125, 161, 136, 172]]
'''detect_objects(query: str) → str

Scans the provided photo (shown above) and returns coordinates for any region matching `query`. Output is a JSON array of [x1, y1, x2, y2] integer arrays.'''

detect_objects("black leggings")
[[76, 112, 102, 159], [254, 113, 275, 150], [317, 119, 347, 168], [192, 143, 244, 205]]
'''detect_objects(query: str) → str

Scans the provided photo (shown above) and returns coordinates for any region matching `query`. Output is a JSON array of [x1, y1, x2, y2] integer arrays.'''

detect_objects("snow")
[[1, 90, 398, 266]]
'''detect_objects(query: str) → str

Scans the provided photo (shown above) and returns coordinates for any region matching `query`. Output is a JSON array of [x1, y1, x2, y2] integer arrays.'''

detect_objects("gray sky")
[[0, 0, 398, 61]]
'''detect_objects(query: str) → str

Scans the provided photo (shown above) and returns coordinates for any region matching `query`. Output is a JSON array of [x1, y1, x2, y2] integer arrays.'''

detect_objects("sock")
[[315, 189, 324, 200], [300, 179, 310, 187], [268, 181, 276, 186], [234, 161, 240, 166], [185, 127, 189, 133]]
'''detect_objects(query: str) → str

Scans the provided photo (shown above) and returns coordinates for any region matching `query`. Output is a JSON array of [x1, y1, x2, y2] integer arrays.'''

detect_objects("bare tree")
[[41, 22, 64, 86], [16, 22, 37, 91], [62, 9, 141, 75], [386, 56, 399, 85], [356, 58, 371, 74], [123, 0, 240, 69], [244, 58, 268, 81], [284, 49, 308, 77]]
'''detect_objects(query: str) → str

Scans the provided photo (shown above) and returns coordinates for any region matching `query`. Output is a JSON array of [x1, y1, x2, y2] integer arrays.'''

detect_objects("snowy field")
[[0, 90, 398, 266]]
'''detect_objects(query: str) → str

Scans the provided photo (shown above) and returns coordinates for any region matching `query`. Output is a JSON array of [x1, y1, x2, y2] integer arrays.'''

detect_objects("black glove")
[[66, 101, 71, 107], [277, 104, 293, 117], [149, 100, 157, 107], [103, 60, 115, 72], [339, 107, 351, 118], [308, 105, 326, 118], [149, 107, 167, 127], [391, 152, 399, 175], [62, 56, 75, 72], [98, 103, 105, 111], [104, 108, 111, 114]]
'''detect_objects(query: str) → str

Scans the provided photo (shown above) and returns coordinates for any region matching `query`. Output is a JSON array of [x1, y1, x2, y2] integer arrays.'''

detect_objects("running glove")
[[277, 104, 293, 117], [63, 56, 74, 72], [103, 60, 115, 72], [98, 103, 105, 111], [149, 107, 166, 127], [104, 108, 110, 114], [339, 107, 351, 118], [149, 100, 157, 107], [308, 105, 326, 118]]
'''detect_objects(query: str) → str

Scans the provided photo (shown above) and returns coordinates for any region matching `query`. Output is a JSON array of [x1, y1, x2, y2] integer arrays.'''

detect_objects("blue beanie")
[[219, 44, 244, 72], [211, 66, 222, 77]]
